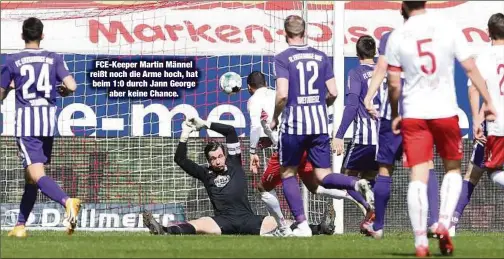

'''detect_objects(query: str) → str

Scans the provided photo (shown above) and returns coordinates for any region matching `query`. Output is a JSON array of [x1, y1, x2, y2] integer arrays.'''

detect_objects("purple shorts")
[[470, 141, 485, 168], [376, 118, 403, 165], [16, 137, 54, 168], [343, 142, 378, 171], [278, 133, 331, 168], [471, 121, 487, 168]]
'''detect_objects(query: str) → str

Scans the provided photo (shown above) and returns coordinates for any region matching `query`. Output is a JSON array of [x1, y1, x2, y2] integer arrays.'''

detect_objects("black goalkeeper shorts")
[[212, 214, 266, 235]]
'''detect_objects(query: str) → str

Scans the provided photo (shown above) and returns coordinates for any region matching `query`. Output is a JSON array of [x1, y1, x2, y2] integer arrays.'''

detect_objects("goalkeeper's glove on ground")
[[180, 120, 196, 143]]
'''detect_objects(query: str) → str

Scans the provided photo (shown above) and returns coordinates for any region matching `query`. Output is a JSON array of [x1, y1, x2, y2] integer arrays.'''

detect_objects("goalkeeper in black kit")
[[142, 117, 336, 236]]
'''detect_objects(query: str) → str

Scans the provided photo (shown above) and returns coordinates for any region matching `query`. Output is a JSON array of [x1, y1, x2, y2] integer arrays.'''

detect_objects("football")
[[219, 71, 242, 94]]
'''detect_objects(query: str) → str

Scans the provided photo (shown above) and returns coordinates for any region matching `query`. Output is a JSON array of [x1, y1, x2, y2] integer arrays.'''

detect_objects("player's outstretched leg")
[[8, 179, 38, 238], [143, 210, 198, 235], [34, 172, 81, 235]]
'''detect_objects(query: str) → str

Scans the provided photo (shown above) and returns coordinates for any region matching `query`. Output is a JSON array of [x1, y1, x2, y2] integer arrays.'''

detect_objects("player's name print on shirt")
[[274, 45, 332, 136], [214, 174, 231, 188]]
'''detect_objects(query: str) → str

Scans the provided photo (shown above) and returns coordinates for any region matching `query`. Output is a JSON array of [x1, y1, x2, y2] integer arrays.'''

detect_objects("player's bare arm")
[[468, 84, 486, 142], [460, 58, 497, 121], [0, 69, 14, 101], [58, 75, 77, 97], [271, 78, 288, 130], [364, 56, 387, 118], [387, 69, 402, 134], [325, 77, 337, 107]]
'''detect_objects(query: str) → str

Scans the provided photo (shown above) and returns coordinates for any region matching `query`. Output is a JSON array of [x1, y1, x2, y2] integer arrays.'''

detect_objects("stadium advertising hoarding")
[[1, 203, 186, 230]]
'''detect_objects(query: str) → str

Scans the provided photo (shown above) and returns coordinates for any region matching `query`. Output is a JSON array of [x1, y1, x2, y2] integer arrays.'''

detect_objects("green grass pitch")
[[1, 231, 503, 258]]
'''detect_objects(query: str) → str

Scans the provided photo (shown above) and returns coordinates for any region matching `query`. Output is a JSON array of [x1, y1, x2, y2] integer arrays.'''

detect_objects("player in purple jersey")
[[361, 9, 440, 239], [333, 36, 381, 233], [270, 15, 374, 236], [0, 17, 80, 237]]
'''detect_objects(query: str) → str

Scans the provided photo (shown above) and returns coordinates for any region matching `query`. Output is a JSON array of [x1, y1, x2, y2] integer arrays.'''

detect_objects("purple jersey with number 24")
[[1, 49, 69, 137], [1, 49, 70, 168], [274, 44, 333, 168]]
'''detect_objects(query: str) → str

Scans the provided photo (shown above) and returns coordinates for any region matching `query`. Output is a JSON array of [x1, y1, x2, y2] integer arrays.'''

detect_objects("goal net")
[[1, 1, 503, 233]]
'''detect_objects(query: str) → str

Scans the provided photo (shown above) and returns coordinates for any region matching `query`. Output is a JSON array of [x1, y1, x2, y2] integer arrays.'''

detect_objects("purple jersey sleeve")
[[274, 54, 289, 80], [55, 55, 70, 81], [378, 32, 391, 56], [347, 69, 362, 96], [0, 60, 13, 89], [324, 55, 335, 81]]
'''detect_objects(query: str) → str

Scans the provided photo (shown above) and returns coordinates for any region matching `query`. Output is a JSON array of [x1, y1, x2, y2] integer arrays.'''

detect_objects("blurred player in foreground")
[[450, 12, 504, 236], [385, 1, 496, 256], [270, 15, 374, 237], [0, 17, 80, 237], [361, 11, 440, 239], [247, 71, 367, 236], [142, 118, 335, 236], [333, 35, 386, 232]]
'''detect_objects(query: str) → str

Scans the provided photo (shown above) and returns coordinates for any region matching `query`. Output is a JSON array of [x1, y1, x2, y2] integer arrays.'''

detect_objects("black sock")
[[310, 224, 321, 235], [163, 223, 196, 235]]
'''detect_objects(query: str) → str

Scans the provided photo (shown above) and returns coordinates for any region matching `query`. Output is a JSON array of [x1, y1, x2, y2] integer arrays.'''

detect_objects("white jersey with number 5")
[[469, 45, 504, 136], [385, 12, 472, 119]]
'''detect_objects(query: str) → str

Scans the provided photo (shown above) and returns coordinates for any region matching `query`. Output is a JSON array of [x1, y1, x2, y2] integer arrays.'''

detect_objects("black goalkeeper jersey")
[[174, 122, 253, 217]]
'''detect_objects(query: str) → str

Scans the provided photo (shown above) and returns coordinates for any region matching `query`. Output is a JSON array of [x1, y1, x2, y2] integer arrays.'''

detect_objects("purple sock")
[[372, 175, 392, 231], [281, 176, 306, 223], [427, 169, 439, 227], [321, 173, 357, 190], [453, 180, 475, 226], [37, 176, 69, 207], [17, 184, 38, 225], [342, 176, 370, 210]]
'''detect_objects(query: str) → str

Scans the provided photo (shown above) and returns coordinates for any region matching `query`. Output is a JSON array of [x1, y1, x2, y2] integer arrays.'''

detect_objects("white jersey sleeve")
[[452, 23, 473, 63], [247, 95, 263, 153], [385, 31, 402, 69]]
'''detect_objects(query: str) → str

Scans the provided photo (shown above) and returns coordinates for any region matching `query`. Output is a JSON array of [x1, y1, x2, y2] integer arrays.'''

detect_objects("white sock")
[[490, 171, 504, 188], [316, 186, 348, 200], [316, 186, 367, 216], [439, 173, 463, 229], [261, 190, 288, 228], [408, 181, 429, 248]]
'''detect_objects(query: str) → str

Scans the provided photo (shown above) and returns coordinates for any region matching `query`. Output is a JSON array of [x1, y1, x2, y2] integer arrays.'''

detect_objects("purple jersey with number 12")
[[1, 49, 70, 137], [274, 45, 333, 136]]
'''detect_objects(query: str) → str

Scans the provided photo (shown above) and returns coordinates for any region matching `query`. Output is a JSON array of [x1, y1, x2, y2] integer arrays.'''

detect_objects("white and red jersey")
[[469, 45, 504, 136], [385, 11, 472, 119], [247, 87, 278, 151]]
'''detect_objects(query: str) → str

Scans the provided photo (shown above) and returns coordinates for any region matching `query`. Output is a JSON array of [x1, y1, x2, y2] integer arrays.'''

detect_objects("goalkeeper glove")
[[180, 120, 196, 143], [189, 116, 211, 130]]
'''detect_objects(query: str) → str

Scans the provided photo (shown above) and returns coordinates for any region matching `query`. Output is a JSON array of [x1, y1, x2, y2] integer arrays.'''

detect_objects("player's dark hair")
[[401, 1, 426, 19], [22, 17, 44, 43], [488, 13, 504, 40], [284, 15, 305, 38], [204, 141, 226, 161], [247, 71, 266, 89], [403, 1, 426, 11], [356, 35, 376, 60]]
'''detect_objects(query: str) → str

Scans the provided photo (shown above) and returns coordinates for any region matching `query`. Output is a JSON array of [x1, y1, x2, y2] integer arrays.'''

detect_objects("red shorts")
[[484, 136, 504, 169], [261, 151, 314, 191], [402, 116, 462, 167]]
